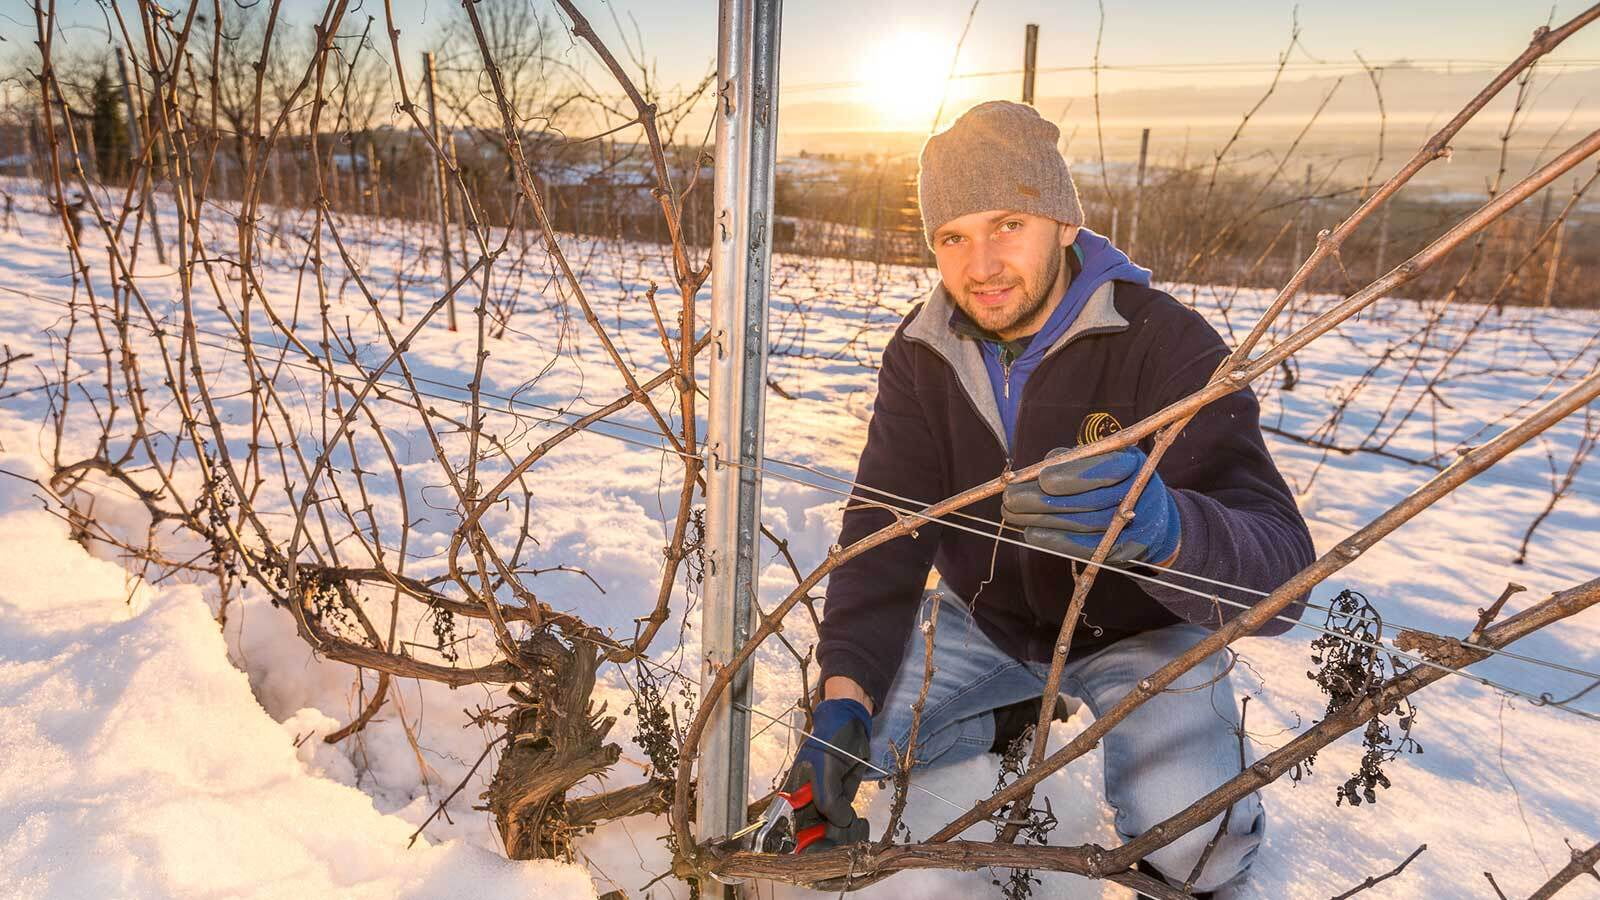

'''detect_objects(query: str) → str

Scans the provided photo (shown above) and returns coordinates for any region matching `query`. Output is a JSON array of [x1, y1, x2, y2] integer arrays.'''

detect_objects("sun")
[[856, 29, 954, 131]]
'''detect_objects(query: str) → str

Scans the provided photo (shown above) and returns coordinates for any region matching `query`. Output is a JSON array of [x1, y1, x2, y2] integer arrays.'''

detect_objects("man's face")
[[932, 210, 1077, 340]]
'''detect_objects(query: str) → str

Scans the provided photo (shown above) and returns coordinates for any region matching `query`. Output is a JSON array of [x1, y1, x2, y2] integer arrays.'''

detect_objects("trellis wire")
[[13, 285, 1600, 719]]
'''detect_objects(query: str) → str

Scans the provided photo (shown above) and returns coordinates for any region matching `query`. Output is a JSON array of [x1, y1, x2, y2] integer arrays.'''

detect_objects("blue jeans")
[[866, 587, 1264, 893]]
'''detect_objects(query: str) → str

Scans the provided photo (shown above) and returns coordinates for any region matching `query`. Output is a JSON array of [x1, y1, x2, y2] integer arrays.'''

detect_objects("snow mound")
[[0, 464, 596, 900]]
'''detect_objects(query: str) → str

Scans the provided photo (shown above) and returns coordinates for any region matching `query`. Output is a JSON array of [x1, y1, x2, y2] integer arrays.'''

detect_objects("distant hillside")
[[782, 64, 1600, 135], [1036, 63, 1600, 127], [778, 64, 1600, 193]]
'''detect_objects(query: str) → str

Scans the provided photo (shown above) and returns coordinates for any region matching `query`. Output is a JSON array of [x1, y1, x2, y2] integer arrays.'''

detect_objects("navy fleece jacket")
[[816, 238, 1316, 712]]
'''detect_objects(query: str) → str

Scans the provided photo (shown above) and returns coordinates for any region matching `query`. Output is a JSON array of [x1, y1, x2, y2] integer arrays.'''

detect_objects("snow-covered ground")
[[0, 179, 1596, 899]]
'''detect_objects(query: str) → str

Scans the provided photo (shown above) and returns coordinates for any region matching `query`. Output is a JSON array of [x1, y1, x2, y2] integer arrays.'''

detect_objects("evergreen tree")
[[89, 69, 130, 182]]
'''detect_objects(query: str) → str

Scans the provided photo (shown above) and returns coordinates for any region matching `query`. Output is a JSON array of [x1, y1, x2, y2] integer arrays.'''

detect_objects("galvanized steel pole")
[[698, 0, 782, 869]]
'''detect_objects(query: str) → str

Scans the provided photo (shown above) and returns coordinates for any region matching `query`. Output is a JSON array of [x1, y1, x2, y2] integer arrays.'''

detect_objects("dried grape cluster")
[[623, 658, 699, 898], [200, 456, 358, 635], [988, 724, 1057, 900], [200, 455, 241, 578], [625, 658, 691, 778], [1295, 589, 1423, 807], [1340, 710, 1421, 807], [430, 605, 459, 662]]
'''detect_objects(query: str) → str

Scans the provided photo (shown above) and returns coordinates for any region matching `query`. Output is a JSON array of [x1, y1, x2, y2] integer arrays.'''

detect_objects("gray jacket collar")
[[902, 277, 1129, 453]]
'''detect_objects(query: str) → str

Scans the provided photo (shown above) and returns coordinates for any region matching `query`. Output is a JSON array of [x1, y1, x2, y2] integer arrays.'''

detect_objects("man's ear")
[[1059, 223, 1080, 248]]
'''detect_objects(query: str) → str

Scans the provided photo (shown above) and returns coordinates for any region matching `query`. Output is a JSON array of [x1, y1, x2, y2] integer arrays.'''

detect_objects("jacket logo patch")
[[1078, 411, 1123, 446]]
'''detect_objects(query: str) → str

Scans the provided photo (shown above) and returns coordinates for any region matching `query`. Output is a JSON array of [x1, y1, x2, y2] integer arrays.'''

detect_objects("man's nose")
[[967, 240, 1003, 284]]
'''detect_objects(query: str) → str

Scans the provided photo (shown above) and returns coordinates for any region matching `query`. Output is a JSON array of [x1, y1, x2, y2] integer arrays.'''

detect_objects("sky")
[[22, 0, 1600, 162], [393, 0, 1600, 100], [37, 0, 1600, 96]]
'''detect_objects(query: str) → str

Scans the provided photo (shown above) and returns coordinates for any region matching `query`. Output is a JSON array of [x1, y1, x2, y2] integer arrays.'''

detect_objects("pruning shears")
[[752, 781, 831, 855], [707, 781, 830, 883]]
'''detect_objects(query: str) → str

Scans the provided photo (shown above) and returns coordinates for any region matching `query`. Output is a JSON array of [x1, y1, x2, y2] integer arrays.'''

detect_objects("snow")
[[0, 456, 596, 899], [0, 177, 1596, 898]]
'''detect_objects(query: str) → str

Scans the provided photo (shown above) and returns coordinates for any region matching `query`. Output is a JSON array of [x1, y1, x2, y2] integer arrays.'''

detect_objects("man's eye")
[[999, 220, 1022, 232], [942, 234, 964, 246]]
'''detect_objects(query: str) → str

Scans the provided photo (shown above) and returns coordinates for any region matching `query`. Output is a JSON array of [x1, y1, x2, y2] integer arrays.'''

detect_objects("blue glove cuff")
[[1144, 487, 1183, 563], [812, 697, 873, 735]]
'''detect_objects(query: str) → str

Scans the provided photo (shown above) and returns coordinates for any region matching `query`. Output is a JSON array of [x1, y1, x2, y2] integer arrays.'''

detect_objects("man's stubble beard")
[[956, 245, 1063, 338]]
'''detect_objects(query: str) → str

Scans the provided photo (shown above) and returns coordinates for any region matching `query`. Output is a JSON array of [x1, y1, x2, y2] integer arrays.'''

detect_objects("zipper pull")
[[1002, 359, 1013, 399]]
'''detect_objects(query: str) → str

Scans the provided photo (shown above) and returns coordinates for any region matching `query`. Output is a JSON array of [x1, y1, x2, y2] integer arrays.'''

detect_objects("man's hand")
[[778, 697, 872, 852], [1002, 445, 1182, 566]]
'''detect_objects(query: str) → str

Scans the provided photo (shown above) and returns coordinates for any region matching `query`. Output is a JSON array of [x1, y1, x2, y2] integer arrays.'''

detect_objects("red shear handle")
[[793, 822, 829, 854], [780, 781, 813, 809]]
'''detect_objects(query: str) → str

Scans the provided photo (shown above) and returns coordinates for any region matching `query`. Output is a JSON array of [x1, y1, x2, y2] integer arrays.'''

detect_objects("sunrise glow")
[[856, 29, 954, 131]]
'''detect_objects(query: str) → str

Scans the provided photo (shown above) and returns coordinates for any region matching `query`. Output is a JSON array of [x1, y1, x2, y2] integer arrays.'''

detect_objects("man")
[[781, 101, 1315, 897]]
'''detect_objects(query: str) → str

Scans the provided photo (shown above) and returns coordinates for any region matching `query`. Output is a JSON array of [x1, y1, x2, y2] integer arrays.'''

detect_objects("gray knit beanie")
[[917, 100, 1084, 248]]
